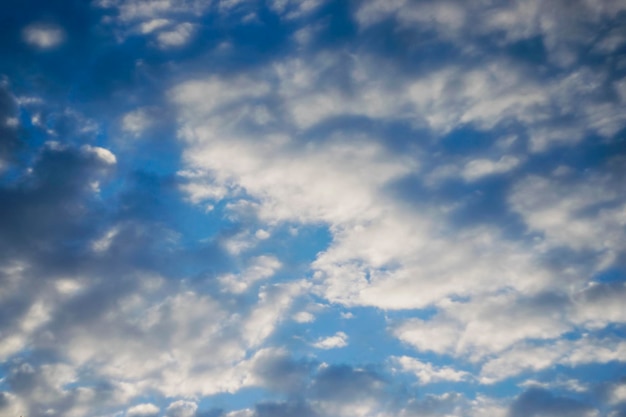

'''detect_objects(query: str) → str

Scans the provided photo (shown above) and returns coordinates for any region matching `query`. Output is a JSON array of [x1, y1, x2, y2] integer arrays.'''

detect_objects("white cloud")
[[462, 156, 521, 181], [243, 281, 309, 347], [315, 220, 554, 310], [23, 23, 65, 49], [312, 331, 348, 349], [9, 5, 626, 415], [609, 382, 626, 405], [224, 410, 254, 417], [519, 378, 588, 393], [156, 23, 194, 48], [153, 9, 626, 416], [127, 403, 160, 417], [91, 226, 121, 253], [5, 116, 19, 128], [122, 108, 152, 136], [509, 172, 626, 254], [219, 255, 282, 293], [96, 0, 206, 22], [255, 229, 270, 240], [81, 145, 118, 165], [169, 59, 613, 376], [166, 401, 197, 417], [480, 337, 626, 383], [392, 356, 469, 384], [1, 272, 307, 402], [403, 293, 570, 358], [139, 18, 170, 34], [293, 311, 315, 323]]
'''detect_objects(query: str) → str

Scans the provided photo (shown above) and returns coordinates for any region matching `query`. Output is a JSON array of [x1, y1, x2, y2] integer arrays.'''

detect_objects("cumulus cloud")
[[122, 107, 152, 136], [392, 356, 469, 384], [293, 311, 315, 323], [166, 400, 198, 417], [81, 144, 117, 165], [479, 337, 626, 383], [3, 1, 626, 417], [157, 23, 194, 48], [312, 332, 348, 350], [127, 403, 160, 417], [168, 17, 626, 409], [509, 168, 626, 255], [219, 255, 282, 293]]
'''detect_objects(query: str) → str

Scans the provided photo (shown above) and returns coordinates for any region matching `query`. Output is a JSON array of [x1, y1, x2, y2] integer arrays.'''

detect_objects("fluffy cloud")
[[166, 401, 198, 417], [393, 292, 571, 359], [157, 23, 194, 48], [169, 14, 626, 401], [219, 255, 282, 293], [510, 168, 626, 256], [3, 1, 626, 417], [312, 331, 348, 350], [392, 356, 469, 384], [480, 337, 626, 383], [122, 108, 152, 136], [127, 403, 160, 417]]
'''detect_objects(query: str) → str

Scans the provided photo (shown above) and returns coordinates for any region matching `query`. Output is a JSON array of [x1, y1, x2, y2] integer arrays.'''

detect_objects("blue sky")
[[1, 1, 626, 416]]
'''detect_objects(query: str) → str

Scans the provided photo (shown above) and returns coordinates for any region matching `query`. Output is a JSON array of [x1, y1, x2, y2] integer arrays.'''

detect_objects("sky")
[[1, 0, 626, 416]]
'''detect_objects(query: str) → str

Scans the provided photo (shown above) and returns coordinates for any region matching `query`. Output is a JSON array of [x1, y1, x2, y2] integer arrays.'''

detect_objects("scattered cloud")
[[121, 107, 152, 136], [312, 332, 348, 350], [157, 23, 195, 48], [23, 23, 65, 49], [392, 356, 469, 384], [3, 1, 626, 417], [127, 403, 160, 417]]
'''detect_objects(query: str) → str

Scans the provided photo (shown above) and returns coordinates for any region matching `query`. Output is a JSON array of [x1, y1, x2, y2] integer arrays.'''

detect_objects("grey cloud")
[[356, 0, 626, 68], [401, 392, 466, 417], [509, 388, 596, 417], [0, 143, 114, 257], [3, 361, 126, 417], [166, 400, 198, 417], [311, 364, 386, 402], [255, 401, 318, 417], [251, 349, 315, 394]]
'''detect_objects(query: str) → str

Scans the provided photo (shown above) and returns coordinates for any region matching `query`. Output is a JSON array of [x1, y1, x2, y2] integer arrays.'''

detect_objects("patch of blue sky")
[[593, 268, 626, 284]]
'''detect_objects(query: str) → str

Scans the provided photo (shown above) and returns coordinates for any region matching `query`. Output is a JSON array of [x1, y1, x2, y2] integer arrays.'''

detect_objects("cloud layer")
[[1, 1, 625, 417]]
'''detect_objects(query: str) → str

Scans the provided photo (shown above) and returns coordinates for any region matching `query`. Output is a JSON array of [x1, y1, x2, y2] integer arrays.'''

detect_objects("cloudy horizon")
[[1, 1, 626, 416]]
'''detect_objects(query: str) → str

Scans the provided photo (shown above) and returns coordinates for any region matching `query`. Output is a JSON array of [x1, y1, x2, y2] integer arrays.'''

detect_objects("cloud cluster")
[[167, 1, 626, 415], [2, 1, 626, 417]]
